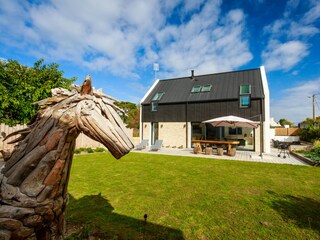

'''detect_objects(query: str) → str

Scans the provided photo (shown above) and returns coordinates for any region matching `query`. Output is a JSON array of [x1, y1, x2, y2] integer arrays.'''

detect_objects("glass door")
[[151, 122, 159, 145]]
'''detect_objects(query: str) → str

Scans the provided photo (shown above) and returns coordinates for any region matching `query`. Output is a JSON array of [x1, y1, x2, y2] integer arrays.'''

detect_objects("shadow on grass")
[[266, 191, 320, 235], [66, 193, 184, 240]]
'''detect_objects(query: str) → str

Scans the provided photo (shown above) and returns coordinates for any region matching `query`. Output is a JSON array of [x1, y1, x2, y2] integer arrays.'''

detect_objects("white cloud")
[[156, 6, 252, 77], [262, 0, 319, 72], [0, 0, 252, 79], [292, 70, 299, 75], [302, 0, 320, 24], [288, 22, 319, 37], [262, 40, 309, 71], [284, 0, 300, 17], [0, 0, 165, 77], [271, 79, 320, 124], [183, 0, 207, 12]]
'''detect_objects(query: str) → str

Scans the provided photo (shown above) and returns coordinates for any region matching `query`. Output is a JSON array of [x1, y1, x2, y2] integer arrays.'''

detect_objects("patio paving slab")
[[132, 147, 309, 166]]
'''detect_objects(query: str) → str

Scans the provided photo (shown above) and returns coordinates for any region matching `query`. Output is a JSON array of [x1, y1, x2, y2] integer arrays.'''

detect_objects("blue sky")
[[0, 0, 319, 124]]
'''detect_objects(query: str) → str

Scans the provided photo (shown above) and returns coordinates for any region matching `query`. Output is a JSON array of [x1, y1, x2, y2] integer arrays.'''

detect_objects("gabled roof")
[[141, 68, 264, 104]]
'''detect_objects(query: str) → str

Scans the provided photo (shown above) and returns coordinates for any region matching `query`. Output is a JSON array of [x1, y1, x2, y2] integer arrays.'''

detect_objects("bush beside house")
[[300, 126, 320, 142]]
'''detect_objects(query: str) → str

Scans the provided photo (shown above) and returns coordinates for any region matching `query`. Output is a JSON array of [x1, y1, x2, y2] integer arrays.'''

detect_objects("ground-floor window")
[[191, 122, 254, 151], [191, 122, 202, 147], [229, 127, 242, 135], [206, 124, 224, 140]]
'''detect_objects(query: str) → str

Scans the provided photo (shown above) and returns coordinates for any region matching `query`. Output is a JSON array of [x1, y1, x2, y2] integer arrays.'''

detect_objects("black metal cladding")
[[141, 68, 265, 123], [142, 103, 186, 122], [142, 99, 263, 122]]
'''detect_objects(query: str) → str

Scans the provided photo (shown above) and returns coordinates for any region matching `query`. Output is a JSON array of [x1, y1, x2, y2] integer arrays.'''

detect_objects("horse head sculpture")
[[0, 76, 134, 239]]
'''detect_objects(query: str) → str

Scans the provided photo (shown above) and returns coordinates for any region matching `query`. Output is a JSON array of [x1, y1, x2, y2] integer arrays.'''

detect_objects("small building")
[[270, 117, 281, 128], [299, 121, 320, 128], [140, 66, 270, 153]]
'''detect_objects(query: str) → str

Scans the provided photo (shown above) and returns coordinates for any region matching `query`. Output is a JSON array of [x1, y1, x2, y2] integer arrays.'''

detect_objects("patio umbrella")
[[202, 115, 259, 128]]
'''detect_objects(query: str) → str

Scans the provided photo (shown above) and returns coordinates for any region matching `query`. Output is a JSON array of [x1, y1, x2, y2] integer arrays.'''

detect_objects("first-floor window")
[[240, 95, 250, 108], [240, 84, 251, 94], [151, 102, 158, 111]]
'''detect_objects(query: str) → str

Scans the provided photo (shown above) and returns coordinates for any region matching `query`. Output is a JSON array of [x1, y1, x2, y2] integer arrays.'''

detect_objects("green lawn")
[[66, 152, 320, 239]]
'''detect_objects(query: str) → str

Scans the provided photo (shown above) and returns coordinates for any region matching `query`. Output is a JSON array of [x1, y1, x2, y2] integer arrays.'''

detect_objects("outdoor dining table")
[[192, 140, 240, 156]]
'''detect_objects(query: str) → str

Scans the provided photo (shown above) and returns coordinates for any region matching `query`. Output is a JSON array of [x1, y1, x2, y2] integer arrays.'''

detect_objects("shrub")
[[94, 147, 106, 152], [300, 126, 320, 142], [86, 148, 94, 153], [314, 140, 320, 149], [74, 148, 86, 154], [74, 147, 106, 154], [133, 128, 139, 138], [74, 149, 82, 154]]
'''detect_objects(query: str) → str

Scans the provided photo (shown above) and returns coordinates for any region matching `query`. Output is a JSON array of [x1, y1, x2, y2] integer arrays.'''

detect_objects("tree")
[[302, 116, 320, 125], [300, 125, 320, 142], [114, 101, 140, 129], [278, 118, 294, 127], [0, 59, 76, 126], [126, 105, 140, 129]]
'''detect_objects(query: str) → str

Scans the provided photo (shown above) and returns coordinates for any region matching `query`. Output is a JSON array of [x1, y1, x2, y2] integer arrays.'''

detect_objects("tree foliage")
[[126, 106, 140, 129], [0, 59, 76, 126], [279, 118, 294, 127], [302, 116, 320, 125], [300, 125, 320, 142], [114, 101, 140, 129]]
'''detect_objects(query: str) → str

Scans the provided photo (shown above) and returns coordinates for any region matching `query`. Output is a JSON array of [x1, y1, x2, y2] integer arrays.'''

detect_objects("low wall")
[[132, 137, 140, 146], [0, 123, 27, 151], [1, 123, 136, 151], [289, 144, 312, 151], [75, 133, 105, 149], [275, 128, 300, 136], [270, 127, 300, 143], [273, 136, 300, 142]]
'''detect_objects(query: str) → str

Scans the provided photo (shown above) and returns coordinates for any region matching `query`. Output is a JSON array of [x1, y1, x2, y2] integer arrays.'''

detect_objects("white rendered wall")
[[260, 66, 271, 153], [139, 79, 159, 142]]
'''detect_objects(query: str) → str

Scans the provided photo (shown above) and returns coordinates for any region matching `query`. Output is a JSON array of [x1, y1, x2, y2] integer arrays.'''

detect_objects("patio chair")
[[273, 139, 280, 148], [135, 139, 149, 150], [150, 140, 163, 151]]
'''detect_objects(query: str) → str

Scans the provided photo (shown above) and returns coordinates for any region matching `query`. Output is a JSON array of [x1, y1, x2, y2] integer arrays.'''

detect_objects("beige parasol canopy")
[[202, 115, 259, 128]]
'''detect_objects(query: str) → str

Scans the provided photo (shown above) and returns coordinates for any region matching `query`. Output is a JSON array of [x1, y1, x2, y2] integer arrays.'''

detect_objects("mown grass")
[[67, 152, 320, 239]]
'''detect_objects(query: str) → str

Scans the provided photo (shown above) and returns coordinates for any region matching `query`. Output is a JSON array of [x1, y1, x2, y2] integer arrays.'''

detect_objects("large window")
[[191, 85, 201, 93], [239, 84, 251, 108], [151, 102, 158, 111], [201, 84, 212, 92], [191, 85, 213, 93], [240, 85, 251, 94], [240, 95, 250, 108], [152, 92, 165, 101], [229, 127, 242, 135]]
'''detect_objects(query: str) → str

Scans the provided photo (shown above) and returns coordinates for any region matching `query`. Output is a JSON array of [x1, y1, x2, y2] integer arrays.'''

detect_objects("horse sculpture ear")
[[80, 75, 93, 95]]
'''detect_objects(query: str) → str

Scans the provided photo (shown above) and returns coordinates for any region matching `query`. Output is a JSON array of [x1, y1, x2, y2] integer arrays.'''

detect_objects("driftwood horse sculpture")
[[0, 76, 134, 239]]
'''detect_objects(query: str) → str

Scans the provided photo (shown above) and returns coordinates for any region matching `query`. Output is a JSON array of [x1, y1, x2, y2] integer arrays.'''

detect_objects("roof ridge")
[[160, 67, 261, 82]]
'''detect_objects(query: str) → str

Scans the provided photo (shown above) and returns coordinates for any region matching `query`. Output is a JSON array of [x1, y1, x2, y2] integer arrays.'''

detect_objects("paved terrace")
[[132, 147, 309, 166]]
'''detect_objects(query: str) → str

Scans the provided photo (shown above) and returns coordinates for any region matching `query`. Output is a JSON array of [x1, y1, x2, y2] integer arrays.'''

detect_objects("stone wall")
[[0, 123, 27, 151], [159, 122, 186, 148], [0, 123, 135, 151], [141, 122, 151, 144]]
